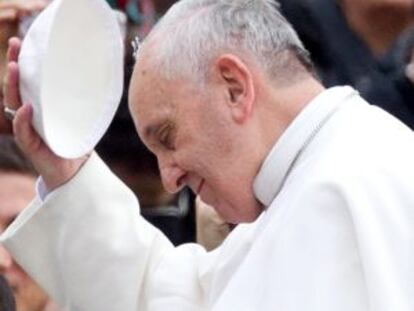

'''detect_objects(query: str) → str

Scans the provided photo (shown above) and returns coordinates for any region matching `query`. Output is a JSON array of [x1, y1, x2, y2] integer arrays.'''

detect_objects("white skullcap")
[[19, 0, 124, 158]]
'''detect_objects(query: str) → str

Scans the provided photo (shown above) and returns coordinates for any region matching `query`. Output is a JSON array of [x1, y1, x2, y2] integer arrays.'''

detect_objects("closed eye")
[[158, 122, 176, 150]]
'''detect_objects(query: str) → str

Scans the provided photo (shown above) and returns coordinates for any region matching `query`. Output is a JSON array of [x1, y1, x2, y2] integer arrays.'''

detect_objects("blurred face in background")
[[0, 172, 49, 311]]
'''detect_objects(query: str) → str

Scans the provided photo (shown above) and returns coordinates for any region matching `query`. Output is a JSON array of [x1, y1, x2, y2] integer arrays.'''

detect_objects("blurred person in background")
[[106, 0, 157, 40], [0, 136, 61, 311], [105, 0, 179, 32], [280, 0, 414, 128], [0, 275, 15, 311]]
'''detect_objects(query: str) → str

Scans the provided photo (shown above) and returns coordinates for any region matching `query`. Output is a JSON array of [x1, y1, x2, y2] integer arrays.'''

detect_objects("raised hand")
[[3, 37, 88, 192]]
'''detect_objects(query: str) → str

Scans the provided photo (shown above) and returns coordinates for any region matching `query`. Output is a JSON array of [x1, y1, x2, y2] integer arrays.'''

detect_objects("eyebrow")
[[141, 105, 175, 143], [143, 120, 165, 142]]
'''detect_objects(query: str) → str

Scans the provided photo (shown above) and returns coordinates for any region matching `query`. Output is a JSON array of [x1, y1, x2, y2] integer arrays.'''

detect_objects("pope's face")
[[129, 59, 262, 224], [0, 173, 49, 311]]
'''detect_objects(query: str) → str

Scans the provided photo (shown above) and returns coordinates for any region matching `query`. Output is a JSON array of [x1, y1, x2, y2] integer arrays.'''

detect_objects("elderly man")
[[1, 0, 414, 310]]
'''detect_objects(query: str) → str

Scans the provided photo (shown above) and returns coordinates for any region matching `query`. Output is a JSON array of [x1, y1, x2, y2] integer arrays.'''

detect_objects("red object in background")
[[117, 0, 128, 9]]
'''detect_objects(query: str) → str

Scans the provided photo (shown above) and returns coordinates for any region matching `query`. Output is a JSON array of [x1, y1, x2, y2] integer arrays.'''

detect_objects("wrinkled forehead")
[[128, 60, 175, 134]]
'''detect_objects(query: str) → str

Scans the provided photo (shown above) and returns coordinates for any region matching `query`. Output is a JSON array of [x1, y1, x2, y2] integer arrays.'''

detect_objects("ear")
[[215, 54, 255, 124]]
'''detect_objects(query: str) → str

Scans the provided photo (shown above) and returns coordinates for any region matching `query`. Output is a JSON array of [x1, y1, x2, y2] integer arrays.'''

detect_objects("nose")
[[0, 244, 13, 273], [158, 159, 186, 194]]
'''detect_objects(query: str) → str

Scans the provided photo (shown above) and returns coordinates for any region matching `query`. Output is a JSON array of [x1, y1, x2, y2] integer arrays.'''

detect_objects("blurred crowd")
[[1, 0, 414, 310]]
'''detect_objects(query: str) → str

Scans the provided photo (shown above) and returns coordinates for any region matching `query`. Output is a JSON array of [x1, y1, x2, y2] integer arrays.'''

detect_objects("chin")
[[216, 201, 263, 225], [226, 213, 261, 225], [199, 189, 263, 224]]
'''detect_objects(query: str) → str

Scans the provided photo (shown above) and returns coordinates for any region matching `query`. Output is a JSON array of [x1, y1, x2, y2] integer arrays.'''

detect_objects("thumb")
[[13, 104, 43, 154]]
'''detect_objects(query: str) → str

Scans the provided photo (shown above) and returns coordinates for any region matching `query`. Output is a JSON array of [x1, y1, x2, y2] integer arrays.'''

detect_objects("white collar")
[[253, 86, 358, 207]]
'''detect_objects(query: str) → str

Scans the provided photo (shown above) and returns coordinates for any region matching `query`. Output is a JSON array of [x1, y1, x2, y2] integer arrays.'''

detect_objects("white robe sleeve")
[[337, 169, 414, 311], [0, 153, 206, 311]]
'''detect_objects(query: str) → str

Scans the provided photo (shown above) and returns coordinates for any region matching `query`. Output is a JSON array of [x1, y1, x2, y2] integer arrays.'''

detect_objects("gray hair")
[[139, 0, 314, 84]]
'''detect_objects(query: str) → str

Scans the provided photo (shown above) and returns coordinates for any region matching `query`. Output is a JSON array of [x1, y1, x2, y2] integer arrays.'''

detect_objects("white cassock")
[[1, 86, 414, 311]]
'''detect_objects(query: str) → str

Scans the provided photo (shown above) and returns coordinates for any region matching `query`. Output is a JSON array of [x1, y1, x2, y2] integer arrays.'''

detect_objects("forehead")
[[128, 58, 186, 136], [130, 71, 173, 127]]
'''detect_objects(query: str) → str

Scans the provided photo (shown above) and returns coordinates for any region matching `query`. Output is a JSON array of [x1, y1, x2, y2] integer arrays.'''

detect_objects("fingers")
[[3, 61, 21, 110], [0, 8, 17, 22], [13, 103, 88, 192], [15, 1, 47, 20], [0, 0, 47, 23], [13, 104, 41, 153], [0, 0, 47, 13], [7, 37, 21, 63], [0, 0, 46, 23], [2, 38, 22, 112]]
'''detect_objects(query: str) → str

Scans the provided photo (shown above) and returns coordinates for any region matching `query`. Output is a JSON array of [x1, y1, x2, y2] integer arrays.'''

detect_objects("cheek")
[[13, 278, 48, 311], [201, 177, 233, 204], [6, 263, 32, 285]]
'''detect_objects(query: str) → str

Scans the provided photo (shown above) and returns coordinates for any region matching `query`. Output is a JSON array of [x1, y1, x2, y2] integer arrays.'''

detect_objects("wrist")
[[41, 156, 89, 192]]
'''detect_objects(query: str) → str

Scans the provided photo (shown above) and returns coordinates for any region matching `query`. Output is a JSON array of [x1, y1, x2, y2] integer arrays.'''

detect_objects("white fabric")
[[35, 177, 48, 200], [2, 86, 414, 311], [19, 0, 124, 159]]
